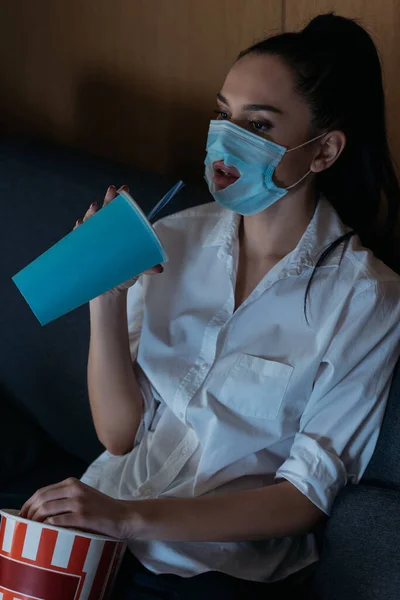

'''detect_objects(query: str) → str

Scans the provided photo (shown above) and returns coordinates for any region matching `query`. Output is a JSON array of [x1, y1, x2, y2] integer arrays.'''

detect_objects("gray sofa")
[[0, 137, 399, 599]]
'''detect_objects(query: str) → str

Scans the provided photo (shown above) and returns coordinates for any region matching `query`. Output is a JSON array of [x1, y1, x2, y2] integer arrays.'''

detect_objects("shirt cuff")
[[275, 433, 348, 515]]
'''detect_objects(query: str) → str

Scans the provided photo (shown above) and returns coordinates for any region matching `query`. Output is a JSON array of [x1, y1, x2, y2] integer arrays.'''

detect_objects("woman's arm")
[[88, 292, 144, 456], [82, 185, 161, 456], [21, 478, 324, 542], [132, 480, 324, 541]]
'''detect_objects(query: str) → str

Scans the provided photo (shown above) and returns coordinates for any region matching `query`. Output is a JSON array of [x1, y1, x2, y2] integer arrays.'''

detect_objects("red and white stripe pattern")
[[0, 512, 125, 600]]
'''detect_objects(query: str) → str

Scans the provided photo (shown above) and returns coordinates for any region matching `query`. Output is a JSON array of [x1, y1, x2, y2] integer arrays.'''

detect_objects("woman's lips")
[[212, 160, 240, 190]]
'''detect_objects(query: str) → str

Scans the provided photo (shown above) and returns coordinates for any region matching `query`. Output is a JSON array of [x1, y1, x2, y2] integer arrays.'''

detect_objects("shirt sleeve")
[[127, 275, 160, 446], [275, 281, 400, 515], [127, 275, 146, 360]]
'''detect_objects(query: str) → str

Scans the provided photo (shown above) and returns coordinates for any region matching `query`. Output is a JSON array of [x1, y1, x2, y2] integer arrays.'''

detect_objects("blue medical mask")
[[204, 119, 325, 216]]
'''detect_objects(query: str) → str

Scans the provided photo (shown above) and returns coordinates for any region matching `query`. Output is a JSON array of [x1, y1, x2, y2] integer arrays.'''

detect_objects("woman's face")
[[215, 53, 321, 189]]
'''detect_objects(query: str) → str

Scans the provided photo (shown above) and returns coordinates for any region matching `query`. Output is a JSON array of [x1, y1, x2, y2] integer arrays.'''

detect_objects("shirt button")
[[181, 446, 189, 456], [177, 411, 184, 419], [142, 487, 152, 498]]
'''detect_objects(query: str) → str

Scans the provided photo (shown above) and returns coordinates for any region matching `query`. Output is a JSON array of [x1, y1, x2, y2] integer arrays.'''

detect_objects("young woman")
[[22, 13, 400, 599]]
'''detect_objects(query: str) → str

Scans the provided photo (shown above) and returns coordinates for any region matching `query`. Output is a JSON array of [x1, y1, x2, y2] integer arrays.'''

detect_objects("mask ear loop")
[[286, 169, 312, 190], [284, 132, 327, 190], [286, 132, 326, 153]]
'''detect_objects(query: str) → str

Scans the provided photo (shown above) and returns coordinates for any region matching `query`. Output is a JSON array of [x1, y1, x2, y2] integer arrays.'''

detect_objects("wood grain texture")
[[0, 0, 282, 178], [284, 0, 400, 172]]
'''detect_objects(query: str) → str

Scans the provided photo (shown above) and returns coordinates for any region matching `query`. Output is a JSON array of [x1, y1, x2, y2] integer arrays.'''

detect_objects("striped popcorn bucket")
[[0, 509, 126, 600]]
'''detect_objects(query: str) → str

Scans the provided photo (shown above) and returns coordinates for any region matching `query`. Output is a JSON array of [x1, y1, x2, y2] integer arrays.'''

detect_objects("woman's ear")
[[311, 131, 346, 173]]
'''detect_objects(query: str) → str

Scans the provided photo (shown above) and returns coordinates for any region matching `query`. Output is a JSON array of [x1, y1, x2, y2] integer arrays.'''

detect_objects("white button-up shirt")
[[82, 198, 400, 582]]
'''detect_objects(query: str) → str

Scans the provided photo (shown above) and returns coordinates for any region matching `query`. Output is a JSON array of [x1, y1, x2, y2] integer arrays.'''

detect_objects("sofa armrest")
[[314, 484, 400, 600]]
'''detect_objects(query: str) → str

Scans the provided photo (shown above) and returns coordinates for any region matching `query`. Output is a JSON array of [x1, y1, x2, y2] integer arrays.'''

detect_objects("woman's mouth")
[[212, 161, 240, 190]]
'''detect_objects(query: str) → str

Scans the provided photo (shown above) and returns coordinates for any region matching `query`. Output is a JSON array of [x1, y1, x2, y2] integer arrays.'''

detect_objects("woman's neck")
[[240, 186, 317, 262]]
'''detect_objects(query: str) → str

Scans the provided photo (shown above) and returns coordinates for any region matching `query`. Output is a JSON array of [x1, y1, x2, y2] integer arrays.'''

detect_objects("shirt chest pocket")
[[217, 354, 294, 420]]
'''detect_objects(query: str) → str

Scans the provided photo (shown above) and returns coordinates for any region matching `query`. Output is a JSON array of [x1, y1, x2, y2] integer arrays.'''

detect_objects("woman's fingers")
[[45, 512, 85, 529], [30, 499, 76, 523], [110, 264, 163, 296], [74, 184, 128, 228], [143, 264, 164, 275], [21, 479, 74, 519], [103, 183, 128, 208], [103, 184, 118, 207], [83, 202, 99, 222]]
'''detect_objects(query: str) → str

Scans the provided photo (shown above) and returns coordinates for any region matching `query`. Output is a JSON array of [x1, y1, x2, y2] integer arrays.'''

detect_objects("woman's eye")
[[214, 110, 230, 120], [251, 120, 272, 133]]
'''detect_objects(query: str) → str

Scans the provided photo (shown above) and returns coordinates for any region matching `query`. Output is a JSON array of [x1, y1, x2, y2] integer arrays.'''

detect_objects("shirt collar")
[[286, 198, 350, 272], [202, 205, 240, 248], [202, 198, 350, 272]]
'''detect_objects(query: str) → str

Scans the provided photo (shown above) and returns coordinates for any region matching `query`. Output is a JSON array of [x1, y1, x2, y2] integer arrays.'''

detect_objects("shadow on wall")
[[74, 66, 212, 182], [0, 95, 62, 145]]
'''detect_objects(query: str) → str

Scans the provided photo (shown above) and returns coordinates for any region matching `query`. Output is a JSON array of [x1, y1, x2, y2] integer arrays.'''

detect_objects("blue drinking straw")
[[146, 180, 185, 221]]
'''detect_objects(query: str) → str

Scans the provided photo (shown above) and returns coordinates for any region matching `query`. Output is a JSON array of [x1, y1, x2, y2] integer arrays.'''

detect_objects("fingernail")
[[76, 218, 83, 225], [107, 185, 116, 192], [90, 202, 98, 209]]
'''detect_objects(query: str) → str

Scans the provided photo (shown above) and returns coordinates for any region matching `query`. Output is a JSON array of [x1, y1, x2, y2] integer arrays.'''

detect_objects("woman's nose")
[[229, 117, 248, 131]]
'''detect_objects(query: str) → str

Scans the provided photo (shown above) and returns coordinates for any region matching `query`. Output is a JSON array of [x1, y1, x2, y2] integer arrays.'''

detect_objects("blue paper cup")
[[12, 191, 168, 325]]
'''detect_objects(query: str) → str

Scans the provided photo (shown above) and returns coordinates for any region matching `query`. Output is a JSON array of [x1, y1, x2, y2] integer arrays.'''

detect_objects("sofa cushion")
[[314, 484, 400, 599], [363, 356, 400, 488], [0, 384, 87, 506]]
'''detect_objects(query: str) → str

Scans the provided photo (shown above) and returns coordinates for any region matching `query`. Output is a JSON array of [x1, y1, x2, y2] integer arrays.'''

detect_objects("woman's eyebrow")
[[217, 92, 230, 105], [217, 92, 283, 115], [243, 103, 283, 114]]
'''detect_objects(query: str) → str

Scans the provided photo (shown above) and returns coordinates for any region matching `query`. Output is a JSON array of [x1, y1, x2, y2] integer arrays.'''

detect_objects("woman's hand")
[[20, 478, 138, 539], [76, 184, 163, 298]]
